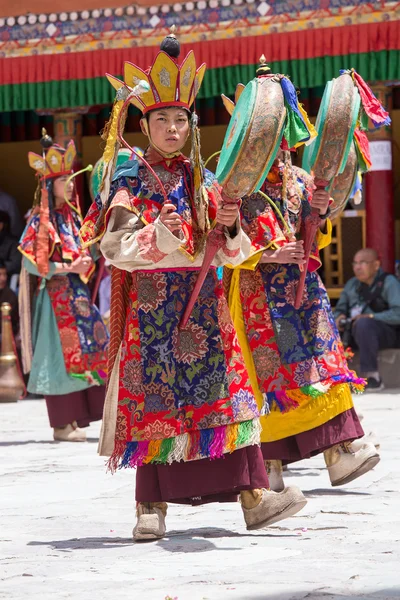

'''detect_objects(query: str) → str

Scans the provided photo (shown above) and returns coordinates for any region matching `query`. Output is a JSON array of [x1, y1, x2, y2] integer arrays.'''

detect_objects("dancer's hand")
[[311, 189, 330, 215], [160, 203, 183, 236], [216, 203, 239, 229], [261, 240, 305, 265], [69, 256, 93, 274]]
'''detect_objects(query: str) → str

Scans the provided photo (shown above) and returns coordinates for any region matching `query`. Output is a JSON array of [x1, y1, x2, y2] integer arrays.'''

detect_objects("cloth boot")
[[324, 442, 380, 487], [53, 421, 86, 442], [264, 459, 285, 492], [241, 486, 307, 530], [133, 502, 167, 542]]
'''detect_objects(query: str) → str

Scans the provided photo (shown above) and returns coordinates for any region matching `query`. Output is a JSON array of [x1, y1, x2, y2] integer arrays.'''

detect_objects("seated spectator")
[[0, 210, 21, 279], [0, 187, 24, 238], [0, 260, 19, 338], [334, 248, 400, 392]]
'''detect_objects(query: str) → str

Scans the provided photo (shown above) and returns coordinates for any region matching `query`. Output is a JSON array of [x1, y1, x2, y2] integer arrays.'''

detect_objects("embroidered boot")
[[241, 486, 307, 531], [133, 502, 167, 542], [264, 459, 285, 492], [53, 422, 86, 442], [324, 442, 380, 487]]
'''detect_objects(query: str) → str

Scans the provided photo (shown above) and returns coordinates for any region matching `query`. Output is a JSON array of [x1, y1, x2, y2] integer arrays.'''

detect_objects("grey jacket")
[[334, 268, 400, 326]]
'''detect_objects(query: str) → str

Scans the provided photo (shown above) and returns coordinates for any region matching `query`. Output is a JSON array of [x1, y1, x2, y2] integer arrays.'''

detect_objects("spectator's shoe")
[[241, 487, 307, 530], [264, 459, 285, 492], [133, 502, 167, 542], [53, 422, 86, 442], [351, 431, 381, 452], [324, 442, 380, 487], [365, 377, 384, 392]]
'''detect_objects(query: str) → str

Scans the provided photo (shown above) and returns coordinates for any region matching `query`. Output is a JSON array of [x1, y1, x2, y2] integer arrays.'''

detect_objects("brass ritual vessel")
[[0, 302, 25, 402]]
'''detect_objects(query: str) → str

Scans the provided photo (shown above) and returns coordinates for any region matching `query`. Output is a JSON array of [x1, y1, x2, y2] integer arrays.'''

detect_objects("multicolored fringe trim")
[[107, 418, 261, 473], [263, 372, 366, 414]]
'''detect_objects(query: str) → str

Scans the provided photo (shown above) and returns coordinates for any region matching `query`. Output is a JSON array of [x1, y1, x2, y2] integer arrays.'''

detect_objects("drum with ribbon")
[[298, 69, 390, 308], [295, 72, 360, 309], [216, 75, 286, 199], [180, 60, 316, 328], [90, 147, 143, 200], [302, 72, 360, 183]]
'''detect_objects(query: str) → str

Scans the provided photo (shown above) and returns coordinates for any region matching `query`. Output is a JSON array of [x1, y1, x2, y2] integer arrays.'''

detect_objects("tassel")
[[143, 439, 162, 464], [187, 430, 201, 461], [200, 428, 214, 458], [209, 426, 226, 459], [112, 420, 260, 469], [168, 433, 188, 463], [131, 441, 149, 467], [299, 384, 326, 398], [267, 390, 299, 413], [225, 423, 238, 453], [107, 440, 129, 473], [236, 419, 254, 447], [155, 437, 175, 464]]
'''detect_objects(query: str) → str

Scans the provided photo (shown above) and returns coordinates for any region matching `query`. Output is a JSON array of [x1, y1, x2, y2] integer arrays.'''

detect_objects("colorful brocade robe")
[[227, 165, 364, 444], [19, 204, 108, 394], [80, 154, 261, 470]]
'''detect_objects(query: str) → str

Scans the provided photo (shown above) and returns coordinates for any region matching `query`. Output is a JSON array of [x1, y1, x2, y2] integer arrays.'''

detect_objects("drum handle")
[[204, 150, 221, 169], [258, 190, 292, 236]]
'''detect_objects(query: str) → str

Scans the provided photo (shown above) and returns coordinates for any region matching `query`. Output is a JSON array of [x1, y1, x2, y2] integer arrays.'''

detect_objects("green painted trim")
[[0, 50, 399, 112]]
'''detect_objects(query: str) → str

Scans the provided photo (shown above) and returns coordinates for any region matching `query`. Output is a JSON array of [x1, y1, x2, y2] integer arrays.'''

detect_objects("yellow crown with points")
[[106, 33, 206, 114], [28, 140, 76, 179]]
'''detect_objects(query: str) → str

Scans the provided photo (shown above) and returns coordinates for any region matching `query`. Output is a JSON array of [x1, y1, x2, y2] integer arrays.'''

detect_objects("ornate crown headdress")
[[106, 29, 206, 115], [83, 29, 208, 241], [28, 139, 76, 179]]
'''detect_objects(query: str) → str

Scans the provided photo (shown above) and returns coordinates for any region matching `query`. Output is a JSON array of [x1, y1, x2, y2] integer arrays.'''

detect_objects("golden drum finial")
[[256, 55, 271, 77]]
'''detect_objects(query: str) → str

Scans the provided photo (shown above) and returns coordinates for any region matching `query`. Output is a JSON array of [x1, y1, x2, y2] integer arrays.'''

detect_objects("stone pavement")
[[1, 392, 399, 600]]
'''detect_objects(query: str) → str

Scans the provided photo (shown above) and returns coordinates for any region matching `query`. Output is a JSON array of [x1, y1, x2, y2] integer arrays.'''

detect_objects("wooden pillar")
[[364, 85, 394, 273]]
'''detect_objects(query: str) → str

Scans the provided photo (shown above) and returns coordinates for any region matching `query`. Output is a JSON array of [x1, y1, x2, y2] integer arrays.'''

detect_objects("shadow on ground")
[[303, 489, 371, 498], [157, 526, 300, 553], [28, 537, 133, 551], [27, 526, 298, 554]]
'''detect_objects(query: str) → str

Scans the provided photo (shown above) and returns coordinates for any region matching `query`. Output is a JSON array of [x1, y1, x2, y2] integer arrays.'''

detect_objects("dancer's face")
[[144, 108, 189, 154], [53, 175, 73, 207]]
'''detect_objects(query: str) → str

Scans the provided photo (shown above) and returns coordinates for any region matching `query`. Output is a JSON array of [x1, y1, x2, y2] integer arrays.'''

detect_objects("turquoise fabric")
[[24, 258, 91, 395]]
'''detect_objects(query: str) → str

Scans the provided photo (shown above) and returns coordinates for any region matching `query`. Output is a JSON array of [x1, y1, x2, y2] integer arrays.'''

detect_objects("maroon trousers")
[[45, 385, 105, 428], [136, 445, 269, 505], [262, 408, 364, 465]]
